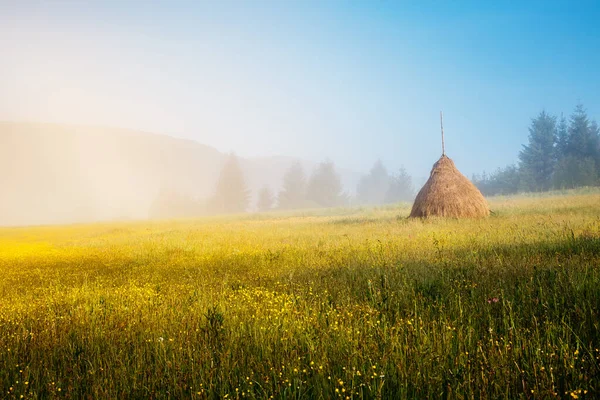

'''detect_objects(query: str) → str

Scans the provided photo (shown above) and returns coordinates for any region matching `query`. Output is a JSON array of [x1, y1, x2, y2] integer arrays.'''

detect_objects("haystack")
[[409, 154, 489, 218]]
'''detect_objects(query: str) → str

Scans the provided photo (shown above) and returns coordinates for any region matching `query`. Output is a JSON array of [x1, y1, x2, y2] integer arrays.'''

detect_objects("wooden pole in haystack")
[[440, 111, 445, 156], [409, 110, 490, 218]]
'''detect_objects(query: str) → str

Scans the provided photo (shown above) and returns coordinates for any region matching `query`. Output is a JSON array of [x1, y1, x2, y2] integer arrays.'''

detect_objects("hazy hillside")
[[0, 122, 360, 226]]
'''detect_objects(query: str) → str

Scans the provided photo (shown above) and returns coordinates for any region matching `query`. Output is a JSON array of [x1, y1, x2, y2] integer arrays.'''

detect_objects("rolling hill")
[[0, 122, 360, 226]]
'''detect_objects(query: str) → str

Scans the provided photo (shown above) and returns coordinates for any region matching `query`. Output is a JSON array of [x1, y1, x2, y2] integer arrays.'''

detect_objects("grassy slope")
[[1, 189, 599, 399]]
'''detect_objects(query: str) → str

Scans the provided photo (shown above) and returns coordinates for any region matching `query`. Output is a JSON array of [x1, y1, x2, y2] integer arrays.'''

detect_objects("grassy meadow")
[[1, 189, 600, 399]]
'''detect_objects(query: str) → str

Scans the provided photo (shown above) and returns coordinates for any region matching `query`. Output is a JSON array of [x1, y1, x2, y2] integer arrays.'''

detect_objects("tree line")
[[150, 156, 414, 218], [151, 103, 599, 219], [473, 103, 600, 195]]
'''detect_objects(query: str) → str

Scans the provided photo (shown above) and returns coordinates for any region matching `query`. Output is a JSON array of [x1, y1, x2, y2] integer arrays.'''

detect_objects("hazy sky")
[[1, 0, 599, 179]]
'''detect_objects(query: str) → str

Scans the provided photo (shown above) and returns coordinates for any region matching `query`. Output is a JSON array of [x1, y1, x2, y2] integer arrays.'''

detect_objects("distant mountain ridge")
[[0, 122, 360, 226]]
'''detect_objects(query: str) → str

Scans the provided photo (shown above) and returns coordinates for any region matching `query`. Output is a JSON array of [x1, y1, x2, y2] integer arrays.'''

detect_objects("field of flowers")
[[1, 189, 599, 399]]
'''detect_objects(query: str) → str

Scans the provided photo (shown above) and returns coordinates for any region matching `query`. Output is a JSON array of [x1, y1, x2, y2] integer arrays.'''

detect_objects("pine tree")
[[384, 167, 414, 203], [555, 113, 569, 160], [554, 104, 599, 188], [257, 187, 274, 212], [554, 155, 598, 188], [518, 110, 557, 191], [211, 153, 250, 213], [591, 120, 600, 176], [306, 161, 347, 207], [277, 162, 307, 209], [356, 160, 390, 205], [566, 103, 596, 158]]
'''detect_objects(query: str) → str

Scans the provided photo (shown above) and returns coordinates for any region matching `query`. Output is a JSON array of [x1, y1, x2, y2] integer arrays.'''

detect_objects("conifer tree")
[[555, 114, 569, 160], [306, 161, 347, 207], [518, 111, 557, 191], [384, 166, 414, 203], [554, 104, 599, 187], [277, 162, 307, 209], [211, 153, 249, 213], [257, 187, 274, 212], [566, 104, 595, 158], [356, 160, 390, 205]]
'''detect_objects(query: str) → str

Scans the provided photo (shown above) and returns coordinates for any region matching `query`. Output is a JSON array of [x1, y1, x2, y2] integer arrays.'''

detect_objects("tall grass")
[[1, 190, 599, 399]]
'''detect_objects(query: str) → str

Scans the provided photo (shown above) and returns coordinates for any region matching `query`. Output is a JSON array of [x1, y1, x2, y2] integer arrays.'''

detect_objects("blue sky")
[[1, 0, 599, 180]]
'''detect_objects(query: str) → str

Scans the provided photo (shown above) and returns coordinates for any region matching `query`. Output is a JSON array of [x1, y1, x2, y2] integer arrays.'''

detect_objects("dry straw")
[[409, 112, 490, 218]]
